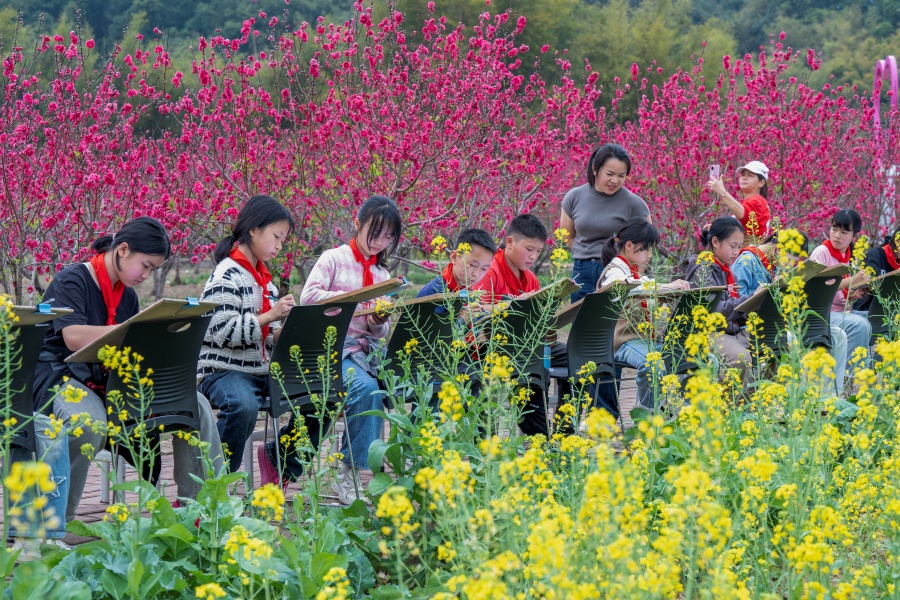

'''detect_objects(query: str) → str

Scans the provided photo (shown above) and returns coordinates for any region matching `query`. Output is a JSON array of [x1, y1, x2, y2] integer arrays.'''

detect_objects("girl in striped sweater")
[[197, 195, 297, 474]]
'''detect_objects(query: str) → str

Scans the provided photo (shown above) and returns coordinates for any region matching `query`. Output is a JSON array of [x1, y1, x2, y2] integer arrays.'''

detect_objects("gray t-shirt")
[[561, 183, 650, 259]]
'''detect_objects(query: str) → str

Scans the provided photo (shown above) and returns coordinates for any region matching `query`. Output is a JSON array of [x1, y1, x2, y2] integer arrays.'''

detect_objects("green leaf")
[[307, 552, 348, 587], [127, 558, 144, 596], [100, 570, 128, 600], [151, 523, 195, 544], [10, 561, 53, 600], [367, 439, 390, 472], [367, 472, 394, 497]]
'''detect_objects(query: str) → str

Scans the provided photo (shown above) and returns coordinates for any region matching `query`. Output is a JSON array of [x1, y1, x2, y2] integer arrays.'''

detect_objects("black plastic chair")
[[867, 273, 900, 343], [549, 289, 620, 391], [661, 288, 725, 375], [802, 274, 843, 349], [381, 298, 463, 387], [106, 314, 213, 433], [267, 303, 356, 420], [742, 273, 841, 357], [2, 324, 49, 455]]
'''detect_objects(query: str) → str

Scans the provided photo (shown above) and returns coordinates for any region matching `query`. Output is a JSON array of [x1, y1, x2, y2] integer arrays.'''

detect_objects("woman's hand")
[[706, 175, 727, 196]]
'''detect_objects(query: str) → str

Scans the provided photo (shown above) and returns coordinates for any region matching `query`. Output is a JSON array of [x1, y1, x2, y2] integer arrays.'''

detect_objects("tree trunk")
[[151, 261, 173, 300]]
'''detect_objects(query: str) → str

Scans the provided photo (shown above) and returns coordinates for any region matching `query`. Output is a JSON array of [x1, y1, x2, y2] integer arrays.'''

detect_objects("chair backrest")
[[107, 314, 212, 433], [2, 324, 49, 454], [268, 303, 356, 419], [752, 292, 790, 354], [802, 274, 842, 349], [382, 298, 462, 382], [565, 290, 621, 381], [499, 294, 564, 388], [663, 288, 725, 374], [867, 274, 900, 342]]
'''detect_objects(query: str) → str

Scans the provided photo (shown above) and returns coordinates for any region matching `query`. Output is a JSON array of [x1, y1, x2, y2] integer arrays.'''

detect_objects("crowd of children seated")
[[8, 153, 896, 561]]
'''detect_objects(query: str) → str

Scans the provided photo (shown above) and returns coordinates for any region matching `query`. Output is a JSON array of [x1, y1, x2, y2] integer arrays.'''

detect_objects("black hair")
[[214, 195, 296, 263], [699, 216, 744, 251], [455, 228, 497, 255], [507, 213, 547, 243], [831, 209, 862, 235], [356, 195, 402, 269], [600, 218, 660, 266], [587, 143, 632, 188], [883, 224, 900, 250], [91, 217, 171, 261]]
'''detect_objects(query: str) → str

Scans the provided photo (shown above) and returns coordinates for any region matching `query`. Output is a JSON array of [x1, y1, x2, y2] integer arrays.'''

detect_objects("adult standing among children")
[[560, 143, 651, 302]]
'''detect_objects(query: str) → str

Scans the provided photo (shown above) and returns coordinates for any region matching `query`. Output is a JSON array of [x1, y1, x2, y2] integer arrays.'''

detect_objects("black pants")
[[264, 410, 332, 482]]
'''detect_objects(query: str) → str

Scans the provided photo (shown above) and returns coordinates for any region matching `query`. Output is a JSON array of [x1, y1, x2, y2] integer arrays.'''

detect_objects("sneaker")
[[42, 539, 72, 552], [330, 463, 371, 506], [10, 538, 42, 562]]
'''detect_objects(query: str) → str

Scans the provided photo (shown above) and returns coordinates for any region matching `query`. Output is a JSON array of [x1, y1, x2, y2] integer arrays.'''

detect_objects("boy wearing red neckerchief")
[[471, 214, 571, 437], [808, 209, 872, 378], [417, 228, 497, 298], [855, 224, 900, 311]]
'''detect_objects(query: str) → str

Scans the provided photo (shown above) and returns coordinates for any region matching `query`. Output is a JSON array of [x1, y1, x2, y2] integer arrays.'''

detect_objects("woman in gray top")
[[560, 143, 650, 302]]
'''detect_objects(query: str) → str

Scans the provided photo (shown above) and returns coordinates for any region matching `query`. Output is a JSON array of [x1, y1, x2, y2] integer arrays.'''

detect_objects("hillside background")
[[0, 0, 896, 115]]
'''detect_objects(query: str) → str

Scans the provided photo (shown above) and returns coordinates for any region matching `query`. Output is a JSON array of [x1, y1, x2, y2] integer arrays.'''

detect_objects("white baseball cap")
[[736, 161, 769, 180]]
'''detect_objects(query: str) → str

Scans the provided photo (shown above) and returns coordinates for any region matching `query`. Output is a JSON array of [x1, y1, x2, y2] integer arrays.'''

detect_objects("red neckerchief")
[[713, 257, 739, 298], [349, 238, 377, 287], [616, 255, 640, 279], [884, 244, 900, 271], [89, 253, 125, 325], [495, 249, 531, 295], [229, 247, 273, 341], [441, 263, 461, 292], [740, 246, 773, 275], [823, 240, 851, 298], [823, 239, 851, 264]]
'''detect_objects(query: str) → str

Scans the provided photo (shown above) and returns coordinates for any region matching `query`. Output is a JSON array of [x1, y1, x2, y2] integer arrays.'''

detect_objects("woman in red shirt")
[[707, 161, 771, 239]]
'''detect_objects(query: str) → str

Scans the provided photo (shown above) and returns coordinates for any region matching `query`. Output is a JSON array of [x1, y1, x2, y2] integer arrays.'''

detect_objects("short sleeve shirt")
[[561, 184, 650, 259], [739, 195, 770, 237], [40, 263, 140, 362]]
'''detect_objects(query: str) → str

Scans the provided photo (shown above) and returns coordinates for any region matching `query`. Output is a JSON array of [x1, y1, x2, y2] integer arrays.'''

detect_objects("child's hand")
[[849, 288, 868, 301], [271, 294, 296, 319], [706, 176, 726, 196], [667, 279, 692, 291], [461, 302, 485, 323], [368, 312, 390, 326], [851, 270, 870, 287]]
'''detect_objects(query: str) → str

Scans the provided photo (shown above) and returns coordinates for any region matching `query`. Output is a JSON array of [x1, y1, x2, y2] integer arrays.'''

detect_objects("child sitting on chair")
[[470, 214, 570, 436], [417, 228, 496, 297], [598, 218, 690, 411]]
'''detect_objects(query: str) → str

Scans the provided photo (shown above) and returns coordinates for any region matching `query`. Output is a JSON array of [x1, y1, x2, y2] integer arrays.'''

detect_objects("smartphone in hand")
[[709, 164, 720, 180]]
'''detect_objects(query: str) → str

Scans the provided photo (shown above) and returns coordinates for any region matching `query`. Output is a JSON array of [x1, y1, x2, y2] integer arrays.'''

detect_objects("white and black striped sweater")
[[197, 258, 282, 380]]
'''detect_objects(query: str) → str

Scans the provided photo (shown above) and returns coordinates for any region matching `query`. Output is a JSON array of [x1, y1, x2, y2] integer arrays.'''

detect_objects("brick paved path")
[[3, 375, 636, 548]]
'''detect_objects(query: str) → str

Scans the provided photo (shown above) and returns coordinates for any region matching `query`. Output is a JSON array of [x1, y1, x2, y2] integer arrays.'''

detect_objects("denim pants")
[[614, 340, 665, 411], [339, 358, 385, 470], [56, 379, 224, 520], [200, 370, 268, 473], [831, 311, 871, 374], [7, 414, 69, 540], [571, 258, 605, 303]]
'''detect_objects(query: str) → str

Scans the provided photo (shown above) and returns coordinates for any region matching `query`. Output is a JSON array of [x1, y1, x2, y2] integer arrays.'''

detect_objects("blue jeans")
[[571, 258, 605, 302], [614, 340, 665, 411], [7, 414, 69, 540], [200, 371, 267, 473], [341, 358, 385, 470], [831, 311, 871, 373]]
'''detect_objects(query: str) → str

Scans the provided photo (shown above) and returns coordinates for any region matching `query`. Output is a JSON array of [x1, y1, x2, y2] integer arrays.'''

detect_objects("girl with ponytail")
[[596, 218, 690, 411], [197, 195, 297, 476]]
